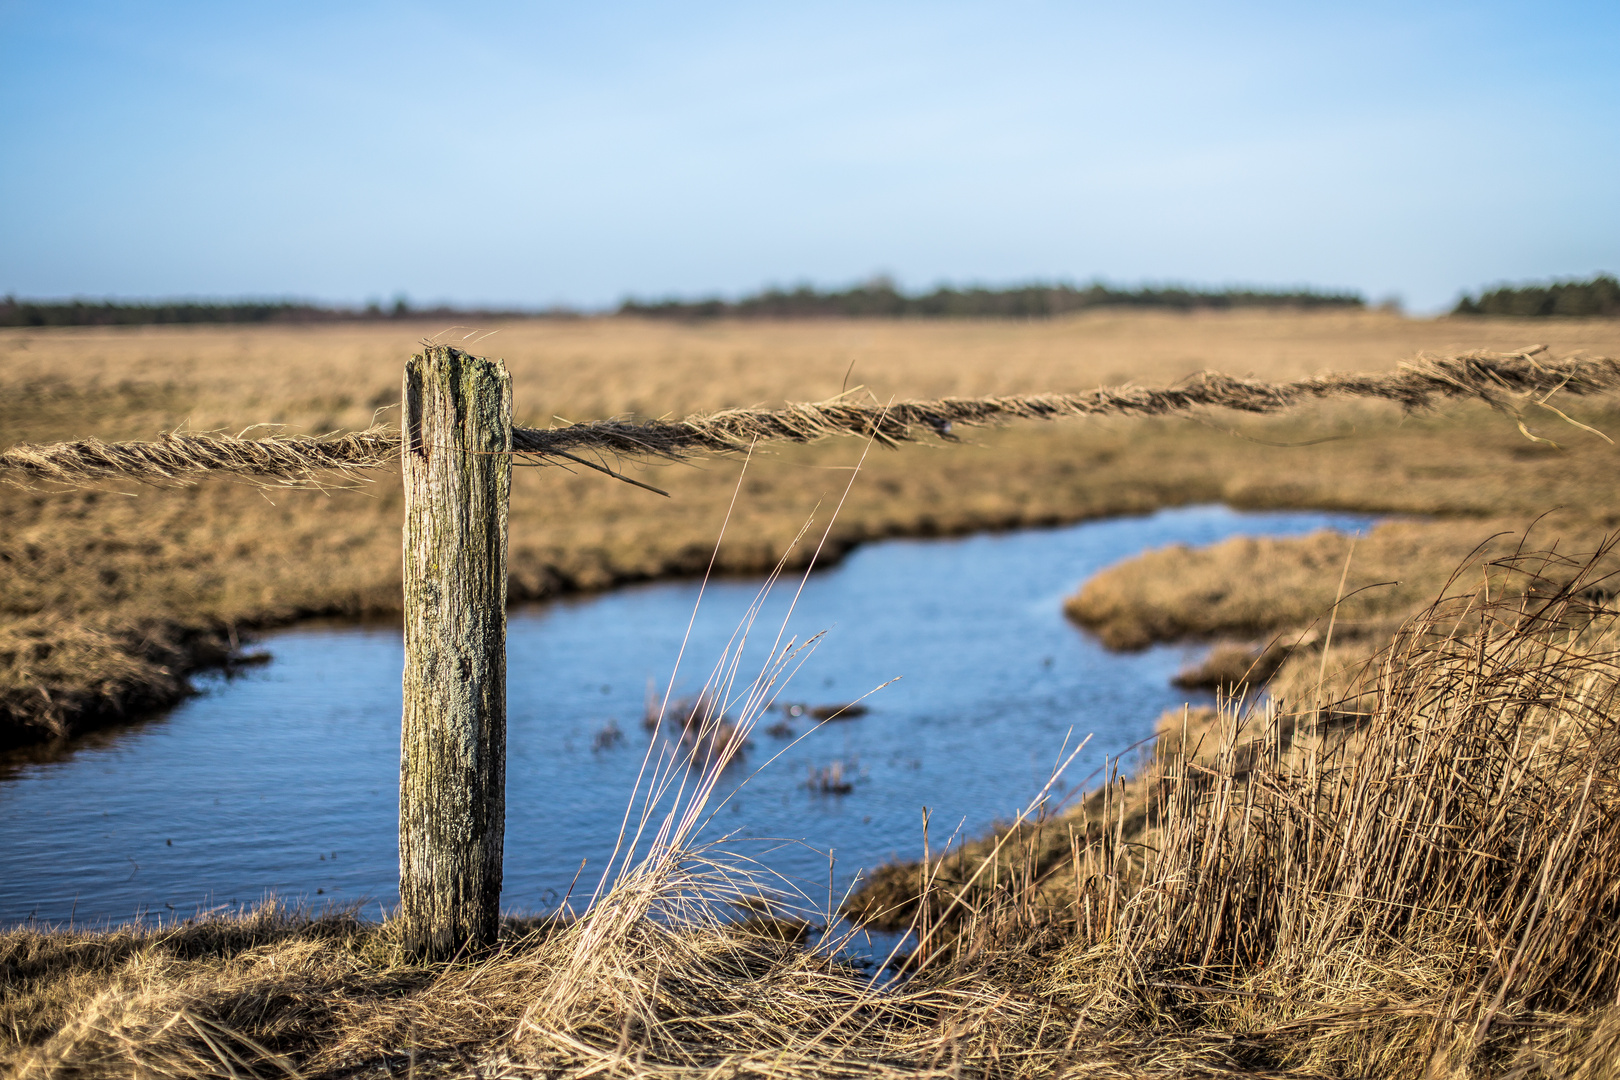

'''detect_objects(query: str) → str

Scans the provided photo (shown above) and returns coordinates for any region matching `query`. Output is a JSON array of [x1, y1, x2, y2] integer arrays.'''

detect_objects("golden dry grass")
[[4, 309, 1620, 750]]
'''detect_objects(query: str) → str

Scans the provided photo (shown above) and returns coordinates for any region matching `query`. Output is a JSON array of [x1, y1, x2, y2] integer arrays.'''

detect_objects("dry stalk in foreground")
[[1, 348, 1613, 488]]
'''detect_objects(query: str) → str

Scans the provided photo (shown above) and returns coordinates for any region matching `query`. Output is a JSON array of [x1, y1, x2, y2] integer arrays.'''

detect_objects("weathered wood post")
[[399, 345, 511, 959]]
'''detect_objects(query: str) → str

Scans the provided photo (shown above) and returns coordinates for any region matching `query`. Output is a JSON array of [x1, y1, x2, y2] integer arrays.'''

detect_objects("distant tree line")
[[0, 296, 567, 328], [1452, 274, 1620, 318], [29, 275, 1619, 327], [619, 279, 1367, 320]]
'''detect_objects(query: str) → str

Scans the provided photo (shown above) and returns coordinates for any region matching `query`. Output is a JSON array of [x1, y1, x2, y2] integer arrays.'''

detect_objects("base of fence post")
[[398, 345, 511, 960]]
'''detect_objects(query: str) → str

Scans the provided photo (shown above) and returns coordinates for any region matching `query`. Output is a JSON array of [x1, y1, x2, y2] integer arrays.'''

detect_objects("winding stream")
[[0, 505, 1371, 927]]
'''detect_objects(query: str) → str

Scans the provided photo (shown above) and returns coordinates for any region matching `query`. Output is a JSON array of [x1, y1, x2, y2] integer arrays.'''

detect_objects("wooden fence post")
[[399, 345, 512, 959]]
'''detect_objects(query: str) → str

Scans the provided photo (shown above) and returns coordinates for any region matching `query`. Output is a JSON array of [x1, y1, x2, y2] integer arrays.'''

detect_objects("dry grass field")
[[4, 310, 1620, 749], [8, 310, 1620, 1077]]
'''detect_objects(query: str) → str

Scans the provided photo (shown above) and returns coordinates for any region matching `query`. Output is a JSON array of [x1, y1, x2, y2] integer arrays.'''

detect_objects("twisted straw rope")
[[2, 349, 1614, 489]]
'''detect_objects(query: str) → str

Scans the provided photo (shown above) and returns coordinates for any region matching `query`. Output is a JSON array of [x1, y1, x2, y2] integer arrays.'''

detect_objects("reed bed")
[[10, 542, 1620, 1077], [1053, 543, 1620, 1075]]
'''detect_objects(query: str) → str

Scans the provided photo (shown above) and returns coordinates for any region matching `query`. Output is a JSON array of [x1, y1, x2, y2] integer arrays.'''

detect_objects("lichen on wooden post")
[[399, 345, 511, 959]]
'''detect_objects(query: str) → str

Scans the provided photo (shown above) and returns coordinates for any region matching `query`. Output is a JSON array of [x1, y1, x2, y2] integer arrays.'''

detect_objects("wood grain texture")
[[399, 346, 511, 958]]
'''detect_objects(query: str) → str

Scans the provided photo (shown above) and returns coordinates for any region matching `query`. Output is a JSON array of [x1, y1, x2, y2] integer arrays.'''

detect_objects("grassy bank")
[[4, 310, 1620, 749], [849, 542, 1620, 1076], [9, 544, 1620, 1078]]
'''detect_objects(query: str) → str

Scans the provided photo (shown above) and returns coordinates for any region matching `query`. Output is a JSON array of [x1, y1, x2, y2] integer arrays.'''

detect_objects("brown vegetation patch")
[[0, 615, 237, 750], [1064, 520, 1539, 651]]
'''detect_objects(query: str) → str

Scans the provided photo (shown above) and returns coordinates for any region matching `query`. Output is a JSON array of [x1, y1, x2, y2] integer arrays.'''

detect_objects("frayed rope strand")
[[3, 348, 1615, 489]]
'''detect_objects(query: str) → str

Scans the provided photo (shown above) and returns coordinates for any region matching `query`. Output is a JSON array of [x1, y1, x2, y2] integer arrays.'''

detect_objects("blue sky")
[[1, 0, 1615, 312]]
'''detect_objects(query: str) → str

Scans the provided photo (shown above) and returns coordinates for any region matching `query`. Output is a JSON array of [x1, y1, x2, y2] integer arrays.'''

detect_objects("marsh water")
[[0, 505, 1371, 927]]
